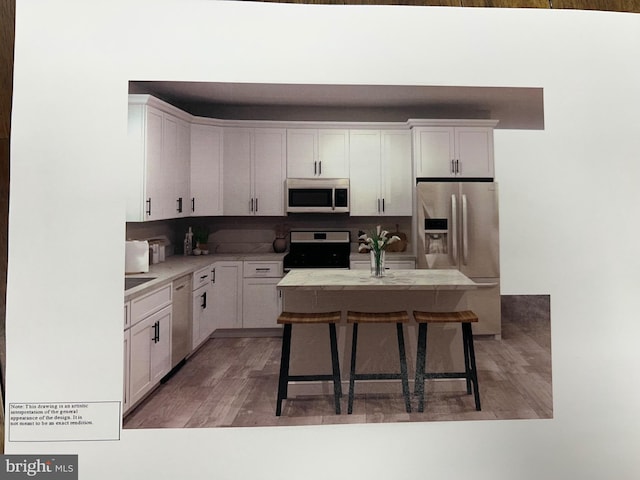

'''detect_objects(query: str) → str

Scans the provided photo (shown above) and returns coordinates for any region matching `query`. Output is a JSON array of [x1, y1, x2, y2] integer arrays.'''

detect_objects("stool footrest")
[[424, 372, 470, 379], [288, 374, 339, 382], [352, 373, 407, 381]]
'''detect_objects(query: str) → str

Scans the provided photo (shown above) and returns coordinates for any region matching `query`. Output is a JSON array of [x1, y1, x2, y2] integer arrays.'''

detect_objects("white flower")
[[358, 243, 371, 252], [358, 225, 401, 254]]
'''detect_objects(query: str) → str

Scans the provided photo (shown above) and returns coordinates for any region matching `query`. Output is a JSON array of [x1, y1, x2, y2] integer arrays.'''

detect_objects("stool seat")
[[413, 310, 481, 412], [347, 311, 410, 324], [346, 311, 411, 414], [276, 311, 342, 416], [413, 310, 478, 323], [278, 311, 342, 324]]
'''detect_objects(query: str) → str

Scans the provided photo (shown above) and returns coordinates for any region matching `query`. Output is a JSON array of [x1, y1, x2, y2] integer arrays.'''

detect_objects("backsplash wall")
[[126, 216, 413, 256]]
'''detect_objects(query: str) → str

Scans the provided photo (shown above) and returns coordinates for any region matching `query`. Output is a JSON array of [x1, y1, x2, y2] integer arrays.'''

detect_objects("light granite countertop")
[[124, 252, 287, 301], [277, 269, 485, 291]]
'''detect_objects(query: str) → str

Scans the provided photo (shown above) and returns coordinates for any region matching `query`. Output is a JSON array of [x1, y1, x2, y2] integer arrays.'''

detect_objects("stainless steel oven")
[[286, 178, 349, 213], [283, 230, 351, 271]]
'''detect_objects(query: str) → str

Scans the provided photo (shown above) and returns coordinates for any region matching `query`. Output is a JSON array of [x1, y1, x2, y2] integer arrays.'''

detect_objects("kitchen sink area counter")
[[124, 252, 287, 301]]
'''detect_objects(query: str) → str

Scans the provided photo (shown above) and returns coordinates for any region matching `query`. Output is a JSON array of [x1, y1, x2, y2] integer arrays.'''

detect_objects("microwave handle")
[[331, 188, 335, 211]]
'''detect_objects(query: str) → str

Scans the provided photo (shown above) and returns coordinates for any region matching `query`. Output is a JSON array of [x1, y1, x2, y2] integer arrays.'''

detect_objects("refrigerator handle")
[[451, 193, 458, 263], [462, 194, 468, 265]]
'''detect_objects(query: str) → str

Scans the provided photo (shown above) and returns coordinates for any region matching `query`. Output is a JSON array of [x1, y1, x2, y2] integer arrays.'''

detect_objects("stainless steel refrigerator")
[[416, 181, 501, 336]]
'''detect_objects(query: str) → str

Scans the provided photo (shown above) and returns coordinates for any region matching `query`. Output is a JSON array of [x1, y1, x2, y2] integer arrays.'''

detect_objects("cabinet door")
[[190, 124, 223, 216], [143, 107, 165, 220], [318, 129, 349, 178], [253, 128, 286, 216], [212, 261, 243, 329], [159, 114, 178, 219], [242, 277, 282, 328], [380, 130, 412, 216], [349, 130, 382, 216], [173, 119, 191, 217], [286, 129, 317, 178], [192, 286, 209, 349], [150, 306, 172, 385], [223, 128, 253, 215], [455, 127, 494, 178], [129, 316, 154, 406], [415, 127, 455, 178]]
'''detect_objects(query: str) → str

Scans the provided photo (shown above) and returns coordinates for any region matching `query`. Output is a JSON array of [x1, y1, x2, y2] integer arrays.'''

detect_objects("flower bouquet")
[[358, 225, 401, 277]]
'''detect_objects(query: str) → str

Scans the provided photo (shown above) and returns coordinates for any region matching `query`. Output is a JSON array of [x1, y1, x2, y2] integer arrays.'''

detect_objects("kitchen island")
[[277, 269, 489, 397]]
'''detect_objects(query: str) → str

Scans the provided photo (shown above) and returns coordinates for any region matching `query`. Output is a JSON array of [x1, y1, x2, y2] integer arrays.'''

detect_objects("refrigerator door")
[[416, 182, 459, 269], [459, 182, 500, 278]]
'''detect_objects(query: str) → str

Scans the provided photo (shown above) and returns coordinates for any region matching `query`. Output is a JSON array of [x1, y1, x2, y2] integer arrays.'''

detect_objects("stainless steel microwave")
[[286, 178, 349, 213]]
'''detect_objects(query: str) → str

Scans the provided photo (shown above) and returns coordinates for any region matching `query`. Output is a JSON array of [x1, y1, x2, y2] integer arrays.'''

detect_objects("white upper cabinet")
[[127, 95, 192, 221], [223, 127, 286, 216], [173, 117, 191, 217], [190, 123, 223, 216], [349, 129, 412, 216], [287, 129, 349, 178], [412, 120, 498, 179]]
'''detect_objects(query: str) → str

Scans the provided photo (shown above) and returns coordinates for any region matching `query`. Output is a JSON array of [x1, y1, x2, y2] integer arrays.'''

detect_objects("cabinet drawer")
[[130, 284, 172, 327], [243, 261, 282, 278], [193, 265, 213, 289]]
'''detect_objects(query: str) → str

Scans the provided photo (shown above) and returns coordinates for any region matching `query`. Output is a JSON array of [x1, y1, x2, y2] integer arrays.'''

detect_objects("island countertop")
[[277, 269, 482, 291]]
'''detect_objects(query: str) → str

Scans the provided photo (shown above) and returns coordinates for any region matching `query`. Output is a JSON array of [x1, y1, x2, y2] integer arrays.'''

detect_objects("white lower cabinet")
[[242, 261, 283, 329], [192, 264, 215, 350], [129, 304, 172, 407], [242, 278, 283, 328], [211, 261, 243, 329], [125, 284, 173, 414]]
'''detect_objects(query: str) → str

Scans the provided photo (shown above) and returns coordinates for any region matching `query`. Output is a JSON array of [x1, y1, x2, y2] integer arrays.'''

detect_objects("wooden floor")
[[124, 299, 552, 428]]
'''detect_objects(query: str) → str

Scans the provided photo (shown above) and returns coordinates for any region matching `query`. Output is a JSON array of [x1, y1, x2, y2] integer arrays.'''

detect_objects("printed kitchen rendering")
[[121, 82, 551, 428]]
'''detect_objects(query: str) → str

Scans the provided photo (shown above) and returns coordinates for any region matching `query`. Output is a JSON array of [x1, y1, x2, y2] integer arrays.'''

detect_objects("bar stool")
[[413, 310, 481, 413], [276, 311, 342, 416], [346, 311, 411, 414]]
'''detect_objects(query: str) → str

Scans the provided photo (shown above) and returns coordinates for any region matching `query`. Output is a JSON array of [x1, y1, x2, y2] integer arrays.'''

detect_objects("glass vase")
[[370, 250, 386, 277]]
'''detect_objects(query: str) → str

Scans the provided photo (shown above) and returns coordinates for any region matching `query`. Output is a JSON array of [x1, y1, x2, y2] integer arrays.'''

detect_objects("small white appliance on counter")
[[125, 240, 150, 273]]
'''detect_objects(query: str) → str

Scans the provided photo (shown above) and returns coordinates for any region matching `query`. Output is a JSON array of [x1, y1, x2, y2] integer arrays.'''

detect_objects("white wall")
[[7, 1, 640, 479]]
